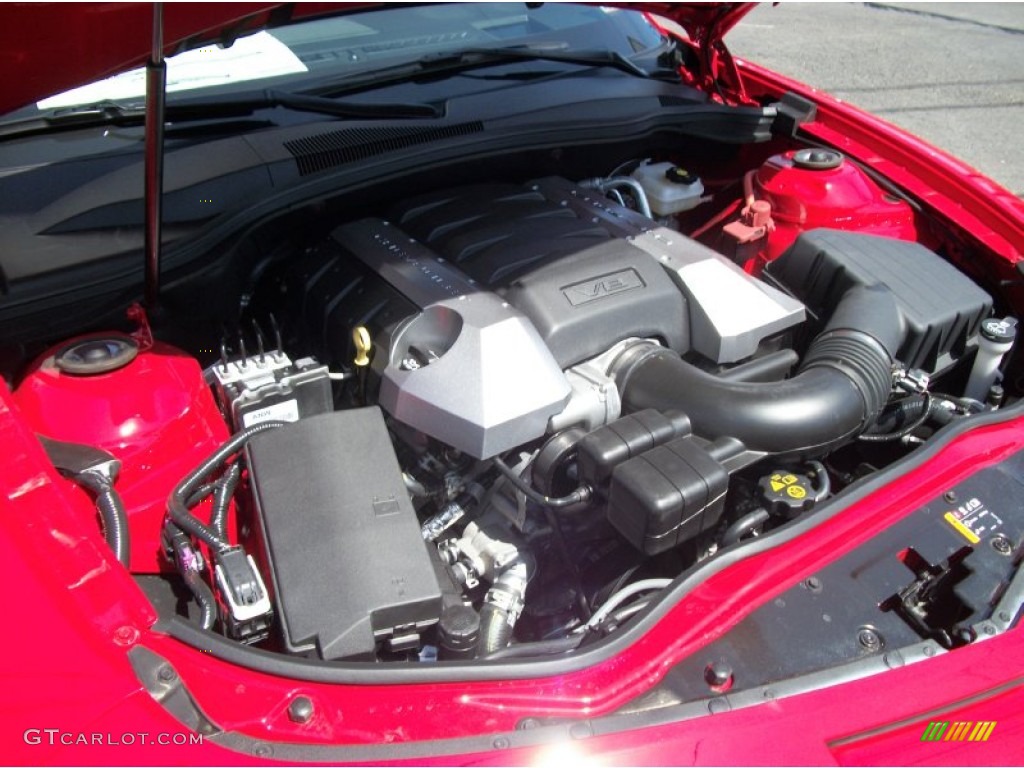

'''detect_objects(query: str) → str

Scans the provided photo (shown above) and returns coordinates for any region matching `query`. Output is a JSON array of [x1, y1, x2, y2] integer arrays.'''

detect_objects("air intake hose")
[[614, 284, 903, 455]]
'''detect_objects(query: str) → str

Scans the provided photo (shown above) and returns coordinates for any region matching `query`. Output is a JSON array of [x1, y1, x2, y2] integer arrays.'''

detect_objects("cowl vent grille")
[[284, 122, 485, 176]]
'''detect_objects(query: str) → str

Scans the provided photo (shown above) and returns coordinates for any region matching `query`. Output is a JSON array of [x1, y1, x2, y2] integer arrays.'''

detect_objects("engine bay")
[[7, 145, 1019, 667]]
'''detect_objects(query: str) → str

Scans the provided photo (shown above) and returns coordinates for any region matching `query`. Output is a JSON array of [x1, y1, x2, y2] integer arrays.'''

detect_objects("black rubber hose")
[[210, 462, 241, 541], [721, 507, 770, 547], [481, 634, 584, 660], [76, 471, 131, 567], [168, 421, 286, 554], [615, 285, 903, 455], [185, 482, 219, 509], [809, 460, 831, 503], [867, 396, 929, 433], [493, 456, 592, 508], [184, 567, 217, 631]]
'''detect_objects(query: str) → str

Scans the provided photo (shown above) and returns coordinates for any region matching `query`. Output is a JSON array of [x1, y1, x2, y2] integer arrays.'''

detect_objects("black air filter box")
[[769, 230, 992, 372], [246, 408, 441, 659]]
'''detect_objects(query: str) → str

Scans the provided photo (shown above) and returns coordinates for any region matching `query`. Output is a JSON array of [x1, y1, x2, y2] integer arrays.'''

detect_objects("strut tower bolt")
[[704, 661, 734, 691], [288, 696, 314, 724], [113, 626, 138, 646]]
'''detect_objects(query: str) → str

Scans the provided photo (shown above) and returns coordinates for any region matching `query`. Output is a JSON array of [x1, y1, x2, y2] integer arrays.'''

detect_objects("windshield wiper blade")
[[417, 45, 651, 79], [304, 44, 651, 97], [0, 100, 141, 138], [170, 89, 442, 120], [0, 91, 441, 139]]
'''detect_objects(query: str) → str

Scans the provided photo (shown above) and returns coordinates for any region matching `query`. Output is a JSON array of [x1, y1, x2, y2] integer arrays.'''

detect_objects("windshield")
[[25, 4, 665, 114]]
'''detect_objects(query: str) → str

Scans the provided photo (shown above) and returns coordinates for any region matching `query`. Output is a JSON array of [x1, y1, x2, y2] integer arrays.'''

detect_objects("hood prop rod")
[[143, 2, 166, 310]]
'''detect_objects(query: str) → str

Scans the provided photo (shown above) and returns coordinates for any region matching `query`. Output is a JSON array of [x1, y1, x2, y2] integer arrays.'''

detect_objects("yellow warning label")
[[944, 511, 981, 544], [770, 474, 798, 492], [787, 485, 807, 499]]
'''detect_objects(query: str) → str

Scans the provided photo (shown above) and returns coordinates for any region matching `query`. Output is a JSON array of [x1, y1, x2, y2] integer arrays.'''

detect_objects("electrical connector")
[[214, 546, 272, 644]]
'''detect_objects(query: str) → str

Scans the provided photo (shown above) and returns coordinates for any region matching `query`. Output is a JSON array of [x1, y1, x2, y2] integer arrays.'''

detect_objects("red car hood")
[[0, 2, 754, 115]]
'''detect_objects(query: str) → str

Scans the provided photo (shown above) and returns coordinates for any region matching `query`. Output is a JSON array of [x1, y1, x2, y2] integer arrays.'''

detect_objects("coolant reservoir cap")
[[791, 148, 844, 170], [664, 166, 698, 185], [54, 334, 138, 375], [758, 470, 815, 519]]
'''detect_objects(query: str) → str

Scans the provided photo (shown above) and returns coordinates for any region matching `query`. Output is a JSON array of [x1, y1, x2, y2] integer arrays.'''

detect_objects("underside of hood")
[[0, 2, 755, 115]]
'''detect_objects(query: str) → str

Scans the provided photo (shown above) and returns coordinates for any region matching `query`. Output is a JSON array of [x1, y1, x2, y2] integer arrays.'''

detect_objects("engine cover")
[[307, 177, 806, 455], [334, 218, 571, 459], [391, 176, 804, 365]]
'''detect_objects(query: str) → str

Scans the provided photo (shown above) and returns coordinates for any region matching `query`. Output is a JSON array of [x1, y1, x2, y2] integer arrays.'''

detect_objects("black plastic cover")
[[607, 437, 728, 555], [577, 409, 692, 486], [768, 230, 992, 372], [246, 408, 442, 659]]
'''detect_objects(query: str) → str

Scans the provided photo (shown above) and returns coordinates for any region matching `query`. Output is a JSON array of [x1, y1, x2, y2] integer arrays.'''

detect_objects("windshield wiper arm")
[[0, 91, 441, 139]]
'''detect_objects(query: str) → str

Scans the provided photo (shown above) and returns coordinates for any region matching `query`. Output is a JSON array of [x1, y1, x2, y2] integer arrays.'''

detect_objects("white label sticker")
[[38, 32, 308, 110], [241, 399, 300, 428]]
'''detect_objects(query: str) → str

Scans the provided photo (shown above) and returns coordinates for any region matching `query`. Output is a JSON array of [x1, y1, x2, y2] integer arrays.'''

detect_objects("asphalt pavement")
[[726, 2, 1024, 196]]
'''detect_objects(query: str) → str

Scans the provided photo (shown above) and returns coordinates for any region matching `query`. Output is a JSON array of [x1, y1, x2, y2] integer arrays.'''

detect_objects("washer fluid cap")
[[792, 148, 844, 170], [54, 335, 139, 375]]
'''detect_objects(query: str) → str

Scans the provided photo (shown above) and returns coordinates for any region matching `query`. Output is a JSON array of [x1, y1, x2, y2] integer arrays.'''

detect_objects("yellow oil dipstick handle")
[[353, 326, 372, 367]]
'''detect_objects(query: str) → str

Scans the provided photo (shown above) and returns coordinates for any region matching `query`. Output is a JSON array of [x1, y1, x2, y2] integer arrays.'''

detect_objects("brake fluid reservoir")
[[13, 333, 229, 572], [631, 161, 705, 216]]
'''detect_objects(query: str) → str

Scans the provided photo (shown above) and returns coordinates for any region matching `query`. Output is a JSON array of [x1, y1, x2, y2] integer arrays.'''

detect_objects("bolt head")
[[857, 627, 883, 651], [253, 743, 273, 758], [113, 626, 138, 646], [991, 536, 1013, 555], [288, 696, 314, 724], [704, 661, 734, 690]]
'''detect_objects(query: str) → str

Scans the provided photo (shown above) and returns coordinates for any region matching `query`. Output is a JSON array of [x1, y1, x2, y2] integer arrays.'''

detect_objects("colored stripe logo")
[[943, 512, 980, 544], [921, 721, 996, 742]]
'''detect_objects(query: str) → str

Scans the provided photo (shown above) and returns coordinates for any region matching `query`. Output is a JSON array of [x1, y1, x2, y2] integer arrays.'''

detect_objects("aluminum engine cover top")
[[333, 218, 570, 459]]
